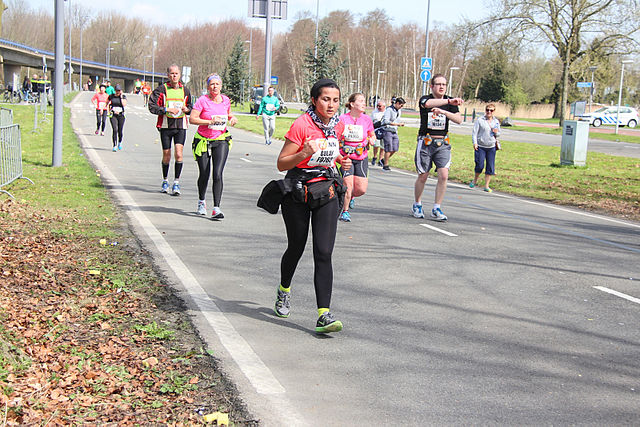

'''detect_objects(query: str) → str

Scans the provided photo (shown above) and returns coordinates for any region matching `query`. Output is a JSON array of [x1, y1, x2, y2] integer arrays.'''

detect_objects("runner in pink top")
[[189, 73, 238, 219], [337, 92, 375, 222], [91, 84, 109, 135]]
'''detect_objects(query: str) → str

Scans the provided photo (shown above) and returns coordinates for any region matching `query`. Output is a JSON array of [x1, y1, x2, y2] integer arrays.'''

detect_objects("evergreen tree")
[[303, 27, 345, 90], [223, 38, 249, 105]]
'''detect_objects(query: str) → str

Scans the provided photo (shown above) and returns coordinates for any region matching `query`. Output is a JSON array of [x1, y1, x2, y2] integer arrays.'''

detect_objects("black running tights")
[[195, 140, 229, 206], [280, 194, 339, 309], [109, 114, 125, 146], [95, 109, 107, 131]]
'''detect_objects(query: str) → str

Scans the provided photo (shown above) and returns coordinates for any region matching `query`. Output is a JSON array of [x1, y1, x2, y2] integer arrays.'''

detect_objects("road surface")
[[70, 92, 640, 426]]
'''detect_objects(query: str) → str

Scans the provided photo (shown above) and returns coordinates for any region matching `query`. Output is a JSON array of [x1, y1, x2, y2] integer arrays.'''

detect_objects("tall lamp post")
[[422, 0, 431, 95], [448, 66, 460, 96], [376, 70, 385, 107], [615, 59, 634, 135], [244, 39, 252, 84], [143, 55, 151, 82], [145, 35, 157, 87], [588, 66, 597, 113], [106, 40, 117, 80]]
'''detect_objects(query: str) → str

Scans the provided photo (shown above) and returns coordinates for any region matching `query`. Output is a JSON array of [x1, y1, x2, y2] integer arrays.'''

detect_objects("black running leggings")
[[280, 194, 339, 309], [109, 114, 125, 146], [195, 140, 229, 206], [95, 109, 107, 131]]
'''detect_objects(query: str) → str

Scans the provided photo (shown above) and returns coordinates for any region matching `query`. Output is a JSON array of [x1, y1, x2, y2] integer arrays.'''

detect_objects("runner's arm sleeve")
[[148, 86, 165, 115], [185, 89, 193, 114], [472, 119, 480, 145], [257, 98, 265, 115]]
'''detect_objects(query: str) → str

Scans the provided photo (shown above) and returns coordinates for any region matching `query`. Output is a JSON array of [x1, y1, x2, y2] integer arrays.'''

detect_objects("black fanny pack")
[[301, 179, 338, 209]]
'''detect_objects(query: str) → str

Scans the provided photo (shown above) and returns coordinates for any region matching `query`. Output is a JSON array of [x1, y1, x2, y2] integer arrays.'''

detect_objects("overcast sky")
[[30, 0, 489, 33]]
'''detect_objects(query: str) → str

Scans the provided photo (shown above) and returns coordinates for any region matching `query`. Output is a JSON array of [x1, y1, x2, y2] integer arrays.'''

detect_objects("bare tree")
[[487, 0, 640, 123]]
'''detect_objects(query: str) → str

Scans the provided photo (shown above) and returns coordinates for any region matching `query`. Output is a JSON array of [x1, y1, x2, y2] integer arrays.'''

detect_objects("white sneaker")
[[412, 203, 424, 218], [431, 207, 448, 221], [196, 201, 206, 215], [211, 207, 224, 220]]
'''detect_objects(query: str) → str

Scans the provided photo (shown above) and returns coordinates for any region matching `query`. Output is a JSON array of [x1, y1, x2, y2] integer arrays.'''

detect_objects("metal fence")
[[0, 123, 33, 198], [0, 107, 13, 127]]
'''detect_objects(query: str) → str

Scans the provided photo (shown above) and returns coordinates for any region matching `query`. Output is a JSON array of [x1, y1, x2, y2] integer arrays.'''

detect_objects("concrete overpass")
[[0, 38, 165, 92]]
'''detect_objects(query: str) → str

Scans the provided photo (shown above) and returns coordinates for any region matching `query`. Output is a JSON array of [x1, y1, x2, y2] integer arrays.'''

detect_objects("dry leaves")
[[0, 199, 256, 425]]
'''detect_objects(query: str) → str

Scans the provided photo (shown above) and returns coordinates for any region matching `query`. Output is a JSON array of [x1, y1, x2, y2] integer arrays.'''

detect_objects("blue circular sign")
[[420, 69, 432, 82]]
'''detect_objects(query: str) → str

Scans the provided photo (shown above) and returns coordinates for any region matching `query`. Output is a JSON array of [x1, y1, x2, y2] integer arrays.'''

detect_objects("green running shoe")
[[315, 311, 343, 334]]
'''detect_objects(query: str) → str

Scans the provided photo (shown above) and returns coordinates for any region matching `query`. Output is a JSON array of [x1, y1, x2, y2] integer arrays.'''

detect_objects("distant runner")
[[256, 86, 280, 145]]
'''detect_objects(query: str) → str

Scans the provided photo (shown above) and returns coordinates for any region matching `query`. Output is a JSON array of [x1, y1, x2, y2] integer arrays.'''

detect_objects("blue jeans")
[[474, 146, 496, 175]]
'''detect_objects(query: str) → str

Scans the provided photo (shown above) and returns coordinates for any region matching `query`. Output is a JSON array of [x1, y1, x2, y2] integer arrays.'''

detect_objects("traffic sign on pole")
[[420, 69, 432, 82], [420, 57, 432, 70], [270, 76, 278, 85], [576, 82, 592, 88]]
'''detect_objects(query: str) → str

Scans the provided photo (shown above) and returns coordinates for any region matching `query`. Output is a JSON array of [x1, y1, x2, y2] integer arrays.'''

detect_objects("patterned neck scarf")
[[305, 105, 339, 139]]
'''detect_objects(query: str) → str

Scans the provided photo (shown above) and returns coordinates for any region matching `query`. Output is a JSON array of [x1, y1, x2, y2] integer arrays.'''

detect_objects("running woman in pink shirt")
[[337, 92, 375, 222], [189, 74, 238, 219], [91, 83, 109, 136]]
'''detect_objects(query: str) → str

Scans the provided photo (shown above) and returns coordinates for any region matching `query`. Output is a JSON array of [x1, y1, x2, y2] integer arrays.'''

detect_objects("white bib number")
[[265, 103, 276, 112], [307, 138, 340, 167], [112, 106, 123, 114], [166, 100, 184, 118], [208, 115, 228, 130], [98, 101, 106, 110], [344, 124, 364, 142], [427, 112, 446, 130]]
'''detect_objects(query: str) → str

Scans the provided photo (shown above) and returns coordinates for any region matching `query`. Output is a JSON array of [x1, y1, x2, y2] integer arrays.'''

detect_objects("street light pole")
[[146, 35, 156, 87], [244, 39, 252, 84], [67, 0, 72, 90], [615, 59, 634, 135], [106, 40, 117, 80], [448, 66, 460, 96], [422, 0, 431, 96], [588, 66, 597, 114], [143, 55, 151, 82], [376, 70, 385, 107]]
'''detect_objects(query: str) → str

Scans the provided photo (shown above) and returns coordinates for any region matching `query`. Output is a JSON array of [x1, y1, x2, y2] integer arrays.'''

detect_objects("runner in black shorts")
[[337, 93, 375, 222], [149, 64, 193, 195], [412, 73, 464, 221]]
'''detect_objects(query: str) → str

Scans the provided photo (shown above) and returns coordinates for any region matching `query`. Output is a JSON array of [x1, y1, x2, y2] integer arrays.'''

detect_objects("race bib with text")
[[307, 138, 340, 167], [427, 112, 446, 130], [208, 115, 228, 130], [343, 124, 364, 142], [166, 100, 184, 118]]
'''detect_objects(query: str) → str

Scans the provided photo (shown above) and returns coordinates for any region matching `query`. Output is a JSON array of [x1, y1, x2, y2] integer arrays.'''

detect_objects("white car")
[[579, 106, 639, 128]]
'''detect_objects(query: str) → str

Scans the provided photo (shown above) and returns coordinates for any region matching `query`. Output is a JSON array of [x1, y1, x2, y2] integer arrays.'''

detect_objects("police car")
[[579, 106, 639, 128]]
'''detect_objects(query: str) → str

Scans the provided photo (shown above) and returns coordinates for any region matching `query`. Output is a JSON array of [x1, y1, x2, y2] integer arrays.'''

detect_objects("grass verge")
[[233, 112, 640, 221], [0, 100, 256, 424]]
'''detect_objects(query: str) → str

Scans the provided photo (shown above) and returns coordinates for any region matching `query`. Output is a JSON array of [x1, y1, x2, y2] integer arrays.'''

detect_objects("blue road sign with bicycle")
[[420, 57, 432, 70], [420, 69, 432, 82]]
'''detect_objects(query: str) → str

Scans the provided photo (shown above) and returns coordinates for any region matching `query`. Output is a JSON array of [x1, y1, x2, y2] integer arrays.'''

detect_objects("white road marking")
[[420, 223, 458, 237], [75, 127, 286, 396], [593, 286, 640, 305], [240, 158, 252, 163]]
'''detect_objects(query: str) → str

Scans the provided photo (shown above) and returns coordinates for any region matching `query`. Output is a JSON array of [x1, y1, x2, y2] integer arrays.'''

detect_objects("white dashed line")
[[420, 223, 458, 236], [240, 158, 253, 163], [593, 286, 640, 305]]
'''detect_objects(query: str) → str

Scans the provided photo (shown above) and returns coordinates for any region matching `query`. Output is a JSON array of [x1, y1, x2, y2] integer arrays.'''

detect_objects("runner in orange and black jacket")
[[148, 64, 193, 195]]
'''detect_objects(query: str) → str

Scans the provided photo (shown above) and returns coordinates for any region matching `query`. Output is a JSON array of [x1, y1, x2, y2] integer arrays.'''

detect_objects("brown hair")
[[485, 103, 496, 110], [430, 73, 446, 85], [345, 92, 364, 110]]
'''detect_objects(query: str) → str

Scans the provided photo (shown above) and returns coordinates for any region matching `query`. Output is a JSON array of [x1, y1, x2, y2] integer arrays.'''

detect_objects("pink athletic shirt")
[[192, 94, 231, 139], [338, 112, 375, 160]]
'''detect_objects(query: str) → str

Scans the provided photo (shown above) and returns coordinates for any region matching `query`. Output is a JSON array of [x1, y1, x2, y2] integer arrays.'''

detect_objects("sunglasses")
[[486, 109, 495, 112]]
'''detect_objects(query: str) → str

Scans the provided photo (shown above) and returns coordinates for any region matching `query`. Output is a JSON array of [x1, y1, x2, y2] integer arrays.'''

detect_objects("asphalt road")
[[70, 92, 640, 426]]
